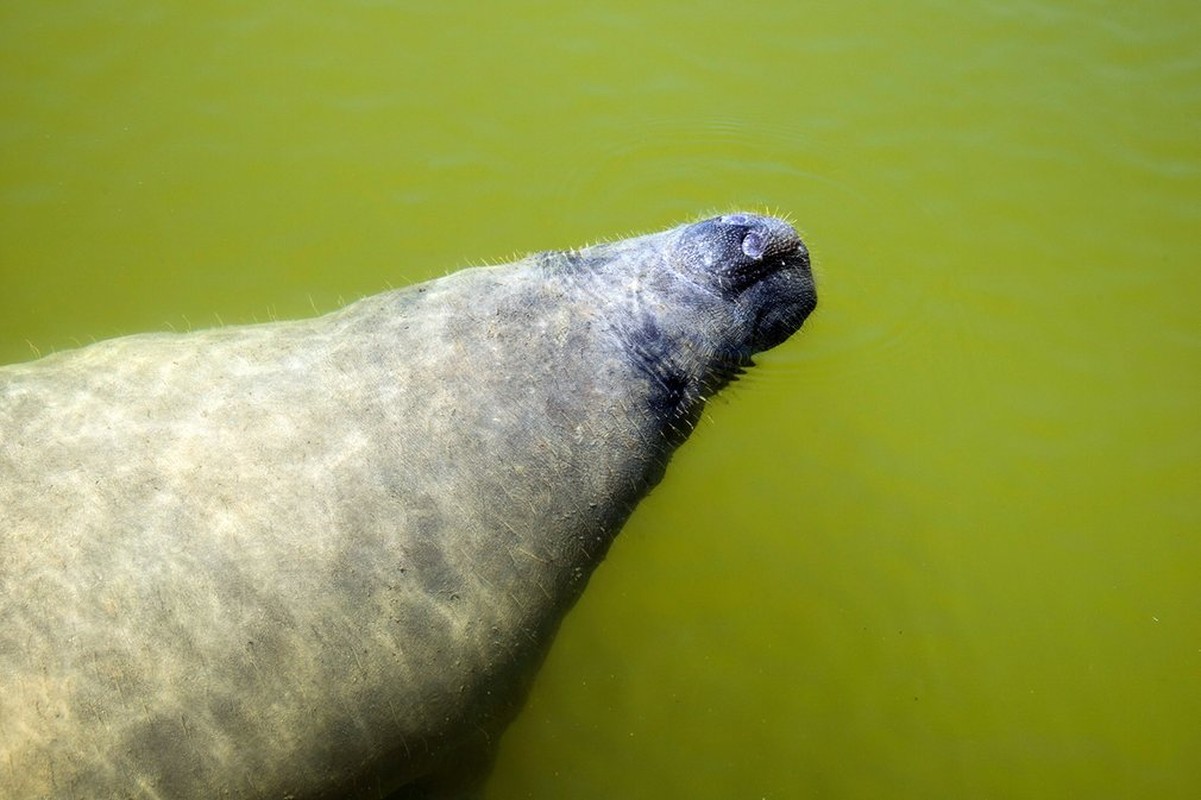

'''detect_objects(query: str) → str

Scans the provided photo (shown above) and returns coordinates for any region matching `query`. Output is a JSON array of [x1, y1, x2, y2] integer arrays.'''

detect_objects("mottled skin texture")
[[0, 213, 816, 798]]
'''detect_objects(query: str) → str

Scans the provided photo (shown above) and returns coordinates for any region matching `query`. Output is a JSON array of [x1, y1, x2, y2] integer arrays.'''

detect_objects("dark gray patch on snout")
[[742, 260, 818, 352]]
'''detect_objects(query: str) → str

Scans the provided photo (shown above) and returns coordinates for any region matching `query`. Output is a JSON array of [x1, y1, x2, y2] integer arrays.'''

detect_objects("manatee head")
[[674, 212, 817, 353], [565, 212, 817, 436]]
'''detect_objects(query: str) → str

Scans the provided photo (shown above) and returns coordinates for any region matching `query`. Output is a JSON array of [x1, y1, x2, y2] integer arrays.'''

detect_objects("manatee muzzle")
[[678, 213, 818, 353]]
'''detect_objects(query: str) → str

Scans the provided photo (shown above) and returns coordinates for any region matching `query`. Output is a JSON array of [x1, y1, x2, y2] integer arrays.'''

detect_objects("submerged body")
[[0, 213, 816, 798]]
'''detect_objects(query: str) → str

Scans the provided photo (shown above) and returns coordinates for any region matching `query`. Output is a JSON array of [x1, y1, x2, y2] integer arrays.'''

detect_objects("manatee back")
[[0, 262, 662, 798]]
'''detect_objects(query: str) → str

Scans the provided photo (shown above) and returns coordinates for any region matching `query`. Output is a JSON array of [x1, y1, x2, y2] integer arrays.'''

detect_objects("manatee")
[[0, 212, 816, 798]]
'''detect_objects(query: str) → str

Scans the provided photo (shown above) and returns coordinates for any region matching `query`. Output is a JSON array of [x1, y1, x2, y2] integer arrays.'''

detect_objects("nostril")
[[742, 230, 766, 260], [720, 213, 753, 225]]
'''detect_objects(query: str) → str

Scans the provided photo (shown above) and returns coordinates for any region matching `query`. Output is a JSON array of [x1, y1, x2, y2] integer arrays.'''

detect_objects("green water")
[[2, 1, 1198, 797]]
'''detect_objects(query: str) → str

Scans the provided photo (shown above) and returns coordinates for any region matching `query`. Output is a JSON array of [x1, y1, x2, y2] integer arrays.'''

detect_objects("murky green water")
[[3, 1, 1198, 797]]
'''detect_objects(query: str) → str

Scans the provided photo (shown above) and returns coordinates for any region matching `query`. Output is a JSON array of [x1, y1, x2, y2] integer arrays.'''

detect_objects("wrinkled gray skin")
[[0, 213, 816, 799]]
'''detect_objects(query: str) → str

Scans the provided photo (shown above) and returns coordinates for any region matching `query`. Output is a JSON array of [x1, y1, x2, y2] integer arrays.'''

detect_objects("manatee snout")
[[676, 212, 817, 353]]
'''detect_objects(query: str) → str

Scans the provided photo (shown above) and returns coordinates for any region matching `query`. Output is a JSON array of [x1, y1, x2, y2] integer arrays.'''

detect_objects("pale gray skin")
[[0, 213, 816, 799]]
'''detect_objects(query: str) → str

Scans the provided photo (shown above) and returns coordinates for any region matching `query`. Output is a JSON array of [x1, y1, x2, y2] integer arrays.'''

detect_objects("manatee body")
[[0, 213, 816, 798]]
